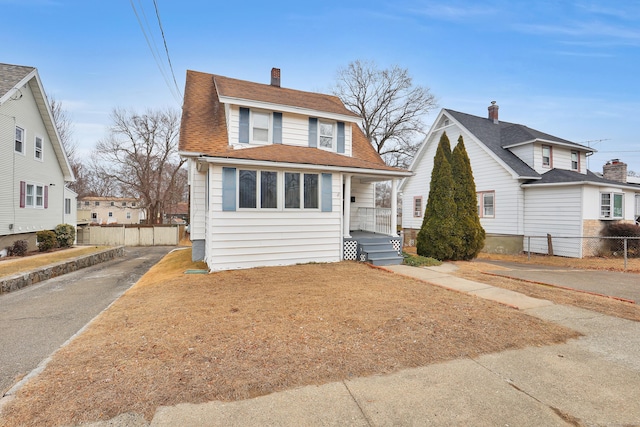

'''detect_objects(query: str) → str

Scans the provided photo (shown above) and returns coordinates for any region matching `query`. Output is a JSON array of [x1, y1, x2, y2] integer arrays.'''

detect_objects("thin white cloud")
[[409, 4, 497, 21]]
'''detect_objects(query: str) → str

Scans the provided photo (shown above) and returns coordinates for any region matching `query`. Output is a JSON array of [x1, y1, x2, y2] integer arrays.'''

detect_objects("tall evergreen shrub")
[[451, 136, 485, 259], [416, 132, 460, 260]]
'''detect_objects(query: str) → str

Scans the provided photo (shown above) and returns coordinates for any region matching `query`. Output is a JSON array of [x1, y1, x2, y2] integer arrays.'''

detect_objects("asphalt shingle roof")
[[0, 63, 35, 98], [445, 109, 592, 179], [525, 168, 640, 188], [179, 69, 401, 173]]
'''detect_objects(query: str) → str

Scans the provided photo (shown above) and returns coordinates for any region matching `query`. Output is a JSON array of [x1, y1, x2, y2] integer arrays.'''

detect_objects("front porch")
[[343, 230, 403, 266]]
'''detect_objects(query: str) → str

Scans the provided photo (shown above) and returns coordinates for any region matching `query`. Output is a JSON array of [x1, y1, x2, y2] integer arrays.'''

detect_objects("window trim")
[[317, 120, 336, 151], [542, 145, 552, 168], [65, 198, 71, 215], [250, 110, 271, 144], [571, 150, 579, 172], [15, 126, 25, 155], [34, 135, 44, 161], [24, 183, 45, 209], [477, 191, 495, 218], [413, 196, 423, 218], [600, 192, 624, 219], [238, 169, 279, 210]]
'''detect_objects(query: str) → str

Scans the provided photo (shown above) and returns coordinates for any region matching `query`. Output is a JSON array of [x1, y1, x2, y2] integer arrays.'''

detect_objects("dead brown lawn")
[[451, 255, 640, 322], [0, 249, 578, 427], [0, 246, 110, 278]]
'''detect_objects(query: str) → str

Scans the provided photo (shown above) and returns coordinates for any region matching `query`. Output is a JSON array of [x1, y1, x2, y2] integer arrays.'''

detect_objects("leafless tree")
[[333, 60, 437, 169], [49, 96, 77, 160], [94, 107, 185, 224]]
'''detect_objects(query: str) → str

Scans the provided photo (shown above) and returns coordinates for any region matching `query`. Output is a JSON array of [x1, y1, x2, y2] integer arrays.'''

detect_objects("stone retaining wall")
[[0, 246, 125, 294]]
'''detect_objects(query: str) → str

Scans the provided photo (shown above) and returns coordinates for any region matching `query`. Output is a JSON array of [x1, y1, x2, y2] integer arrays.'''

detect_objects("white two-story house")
[[401, 102, 640, 258], [179, 68, 411, 271], [0, 63, 75, 250]]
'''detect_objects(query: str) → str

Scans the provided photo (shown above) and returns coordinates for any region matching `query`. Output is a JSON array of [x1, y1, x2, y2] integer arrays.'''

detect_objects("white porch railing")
[[357, 207, 393, 235]]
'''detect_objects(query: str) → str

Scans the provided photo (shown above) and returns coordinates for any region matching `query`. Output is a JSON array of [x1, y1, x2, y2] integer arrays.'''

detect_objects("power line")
[[130, 0, 182, 105], [152, 0, 182, 101]]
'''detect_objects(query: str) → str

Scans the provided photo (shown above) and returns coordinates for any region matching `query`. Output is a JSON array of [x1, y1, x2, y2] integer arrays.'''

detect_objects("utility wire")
[[152, 0, 182, 100], [130, 0, 182, 105]]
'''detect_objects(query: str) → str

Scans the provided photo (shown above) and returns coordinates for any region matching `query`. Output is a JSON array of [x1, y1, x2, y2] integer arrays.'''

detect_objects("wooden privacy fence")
[[77, 225, 182, 246]]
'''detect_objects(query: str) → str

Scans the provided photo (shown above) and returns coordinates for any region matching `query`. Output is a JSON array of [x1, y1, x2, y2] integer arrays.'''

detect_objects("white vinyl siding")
[[523, 186, 583, 257], [206, 165, 341, 271], [189, 160, 207, 240], [0, 79, 66, 236], [227, 106, 353, 156], [403, 123, 525, 237], [508, 144, 534, 169], [350, 179, 375, 230]]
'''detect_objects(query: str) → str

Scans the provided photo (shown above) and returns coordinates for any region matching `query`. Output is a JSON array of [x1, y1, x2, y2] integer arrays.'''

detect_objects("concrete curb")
[[0, 246, 125, 294]]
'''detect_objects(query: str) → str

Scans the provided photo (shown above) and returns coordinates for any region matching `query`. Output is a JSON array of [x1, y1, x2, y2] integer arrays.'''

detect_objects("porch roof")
[[188, 144, 412, 178]]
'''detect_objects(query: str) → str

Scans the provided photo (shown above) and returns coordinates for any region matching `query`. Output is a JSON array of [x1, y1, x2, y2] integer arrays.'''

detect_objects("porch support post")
[[390, 178, 398, 236], [343, 174, 352, 238]]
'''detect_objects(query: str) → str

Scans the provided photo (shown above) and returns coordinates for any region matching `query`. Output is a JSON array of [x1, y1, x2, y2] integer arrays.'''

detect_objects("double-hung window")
[[542, 145, 552, 168], [23, 183, 45, 208], [35, 136, 43, 160], [318, 121, 335, 150], [477, 191, 495, 218], [600, 193, 623, 219], [571, 151, 579, 171], [239, 108, 282, 144], [15, 126, 24, 154], [252, 111, 270, 143], [239, 170, 278, 209], [413, 196, 423, 218]]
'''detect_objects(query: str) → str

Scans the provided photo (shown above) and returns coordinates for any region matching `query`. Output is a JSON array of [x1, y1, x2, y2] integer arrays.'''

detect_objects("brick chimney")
[[270, 68, 281, 87], [602, 159, 628, 183], [488, 101, 499, 124]]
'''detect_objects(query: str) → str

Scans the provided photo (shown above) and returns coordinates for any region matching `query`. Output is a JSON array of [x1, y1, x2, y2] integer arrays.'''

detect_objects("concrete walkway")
[[135, 263, 640, 427]]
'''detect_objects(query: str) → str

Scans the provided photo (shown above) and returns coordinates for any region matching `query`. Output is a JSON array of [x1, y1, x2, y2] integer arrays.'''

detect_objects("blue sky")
[[3, 0, 640, 173]]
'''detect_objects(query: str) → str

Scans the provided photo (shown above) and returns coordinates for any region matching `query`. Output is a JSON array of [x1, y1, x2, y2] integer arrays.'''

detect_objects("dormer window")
[[571, 151, 579, 171], [252, 111, 270, 142], [542, 145, 552, 168], [239, 107, 282, 145], [319, 121, 335, 150]]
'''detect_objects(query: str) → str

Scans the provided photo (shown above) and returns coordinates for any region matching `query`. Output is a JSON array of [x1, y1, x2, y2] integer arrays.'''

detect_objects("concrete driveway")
[[479, 260, 640, 303], [0, 246, 174, 395]]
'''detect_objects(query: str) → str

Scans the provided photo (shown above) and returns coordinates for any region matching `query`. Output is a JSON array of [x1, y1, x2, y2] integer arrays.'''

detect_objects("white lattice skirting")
[[343, 240, 358, 261]]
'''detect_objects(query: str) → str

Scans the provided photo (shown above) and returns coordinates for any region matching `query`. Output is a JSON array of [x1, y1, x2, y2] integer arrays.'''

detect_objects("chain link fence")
[[524, 235, 640, 270]]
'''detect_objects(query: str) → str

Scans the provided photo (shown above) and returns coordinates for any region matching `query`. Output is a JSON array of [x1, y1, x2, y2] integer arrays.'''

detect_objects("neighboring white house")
[[179, 68, 411, 271], [401, 103, 640, 258], [77, 196, 145, 225], [0, 63, 75, 250]]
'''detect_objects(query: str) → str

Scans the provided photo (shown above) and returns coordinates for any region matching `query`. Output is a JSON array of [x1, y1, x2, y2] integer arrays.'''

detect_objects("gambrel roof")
[[179, 69, 407, 175]]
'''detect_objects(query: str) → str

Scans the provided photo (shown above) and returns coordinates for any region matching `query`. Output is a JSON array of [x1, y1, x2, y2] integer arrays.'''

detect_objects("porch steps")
[[358, 238, 403, 266]]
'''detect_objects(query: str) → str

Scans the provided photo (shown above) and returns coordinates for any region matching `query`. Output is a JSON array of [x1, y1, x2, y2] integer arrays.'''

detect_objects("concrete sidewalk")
[[136, 263, 640, 427]]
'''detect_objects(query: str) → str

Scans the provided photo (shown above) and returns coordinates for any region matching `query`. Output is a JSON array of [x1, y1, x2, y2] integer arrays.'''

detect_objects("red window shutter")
[[20, 181, 25, 208], [44, 186, 49, 209]]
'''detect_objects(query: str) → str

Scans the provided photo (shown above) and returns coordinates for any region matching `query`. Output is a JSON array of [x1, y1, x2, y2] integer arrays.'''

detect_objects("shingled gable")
[[179, 69, 396, 172], [444, 109, 593, 180]]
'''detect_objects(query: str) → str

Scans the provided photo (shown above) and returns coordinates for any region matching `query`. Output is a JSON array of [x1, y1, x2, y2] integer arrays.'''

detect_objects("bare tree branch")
[[94, 107, 186, 224], [333, 60, 437, 168]]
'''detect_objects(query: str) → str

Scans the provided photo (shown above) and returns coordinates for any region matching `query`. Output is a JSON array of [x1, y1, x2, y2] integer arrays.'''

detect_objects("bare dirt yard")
[[0, 249, 578, 427]]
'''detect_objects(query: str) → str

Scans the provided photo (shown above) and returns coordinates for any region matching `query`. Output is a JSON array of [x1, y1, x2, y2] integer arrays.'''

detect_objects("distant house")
[[179, 68, 411, 271], [401, 103, 640, 258], [0, 63, 75, 249], [77, 196, 145, 225]]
